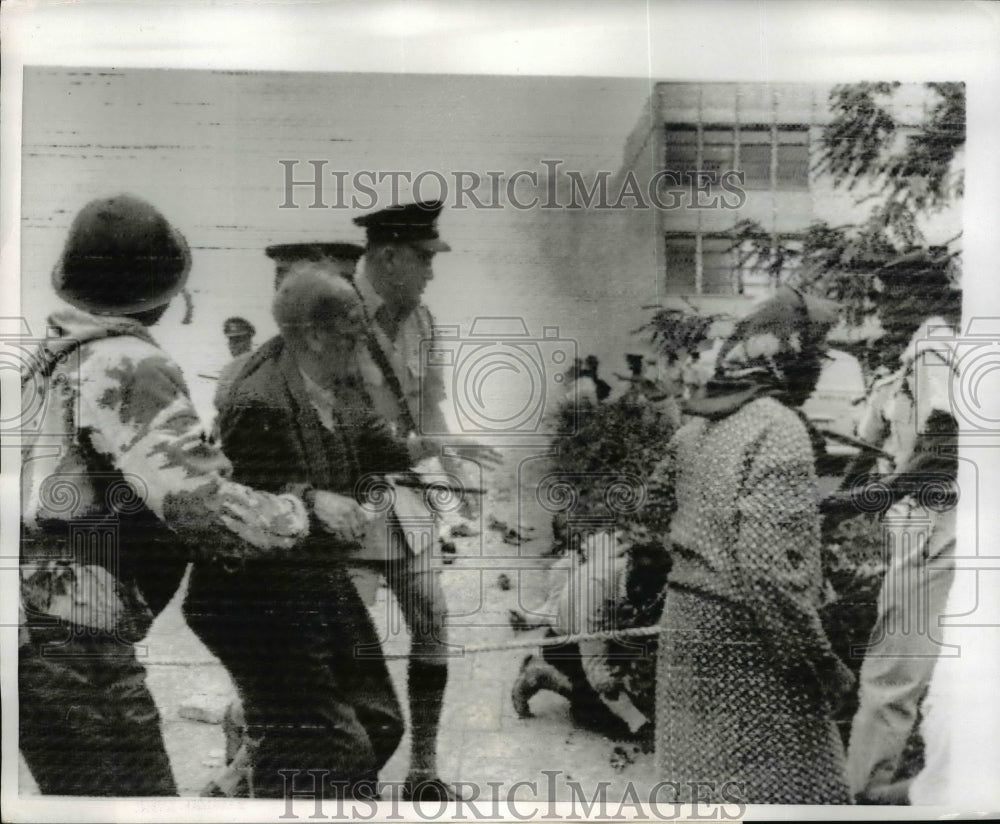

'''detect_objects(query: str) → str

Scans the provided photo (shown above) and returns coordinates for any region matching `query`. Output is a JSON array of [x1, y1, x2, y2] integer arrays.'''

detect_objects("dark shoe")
[[402, 776, 458, 802]]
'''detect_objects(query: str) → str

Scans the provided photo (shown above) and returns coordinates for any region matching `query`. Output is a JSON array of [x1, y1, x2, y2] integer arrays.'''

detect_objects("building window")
[[701, 236, 736, 294], [702, 128, 735, 175], [664, 235, 697, 294], [663, 125, 698, 183], [775, 126, 810, 189], [666, 123, 810, 191], [738, 126, 771, 188], [664, 234, 738, 295], [665, 233, 804, 296]]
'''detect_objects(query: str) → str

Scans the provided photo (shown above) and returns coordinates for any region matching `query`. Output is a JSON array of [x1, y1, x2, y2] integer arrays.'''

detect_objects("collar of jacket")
[[47, 304, 157, 350]]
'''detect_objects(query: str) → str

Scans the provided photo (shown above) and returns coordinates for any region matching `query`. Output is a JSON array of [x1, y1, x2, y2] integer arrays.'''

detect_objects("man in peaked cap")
[[223, 316, 256, 358], [351, 200, 498, 801], [265, 241, 366, 290], [214, 317, 257, 411]]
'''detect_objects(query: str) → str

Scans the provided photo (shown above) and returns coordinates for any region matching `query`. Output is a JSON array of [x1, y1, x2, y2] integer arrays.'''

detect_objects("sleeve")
[[213, 361, 237, 412], [80, 349, 308, 555], [733, 414, 853, 700]]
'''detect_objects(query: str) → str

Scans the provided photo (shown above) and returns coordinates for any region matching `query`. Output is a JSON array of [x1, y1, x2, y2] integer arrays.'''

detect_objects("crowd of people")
[[18, 192, 962, 805]]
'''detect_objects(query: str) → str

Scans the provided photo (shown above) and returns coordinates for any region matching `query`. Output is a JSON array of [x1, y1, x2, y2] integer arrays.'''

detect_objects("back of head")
[[272, 270, 361, 341], [52, 194, 191, 316], [702, 285, 841, 411]]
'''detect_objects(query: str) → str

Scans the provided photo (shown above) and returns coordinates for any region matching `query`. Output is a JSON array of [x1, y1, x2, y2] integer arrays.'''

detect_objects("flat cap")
[[353, 200, 451, 252], [264, 242, 365, 263]]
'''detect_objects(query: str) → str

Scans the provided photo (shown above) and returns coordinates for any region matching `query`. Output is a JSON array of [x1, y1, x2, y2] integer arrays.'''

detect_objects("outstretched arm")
[[81, 349, 307, 555]]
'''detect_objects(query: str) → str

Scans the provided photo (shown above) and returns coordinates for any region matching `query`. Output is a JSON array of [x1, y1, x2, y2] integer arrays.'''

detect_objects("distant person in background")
[[579, 355, 612, 402], [224, 316, 255, 359], [213, 317, 256, 411], [653, 285, 853, 804]]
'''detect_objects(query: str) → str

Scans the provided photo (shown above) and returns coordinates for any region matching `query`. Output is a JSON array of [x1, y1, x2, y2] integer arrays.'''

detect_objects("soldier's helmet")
[[52, 194, 191, 315]]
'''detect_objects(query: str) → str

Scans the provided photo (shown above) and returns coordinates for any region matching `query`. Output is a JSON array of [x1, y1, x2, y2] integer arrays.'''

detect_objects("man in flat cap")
[[351, 200, 500, 801], [840, 248, 962, 804]]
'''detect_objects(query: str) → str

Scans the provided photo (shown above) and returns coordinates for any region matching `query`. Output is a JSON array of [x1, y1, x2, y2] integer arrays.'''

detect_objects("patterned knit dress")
[[654, 396, 852, 804]]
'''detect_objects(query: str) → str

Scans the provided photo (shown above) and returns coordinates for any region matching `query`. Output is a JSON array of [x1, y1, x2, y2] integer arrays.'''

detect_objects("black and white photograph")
[[3, 1, 1000, 820]]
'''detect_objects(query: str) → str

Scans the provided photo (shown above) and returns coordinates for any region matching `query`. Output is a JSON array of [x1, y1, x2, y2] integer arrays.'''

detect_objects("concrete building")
[[559, 82, 961, 385], [613, 81, 959, 316]]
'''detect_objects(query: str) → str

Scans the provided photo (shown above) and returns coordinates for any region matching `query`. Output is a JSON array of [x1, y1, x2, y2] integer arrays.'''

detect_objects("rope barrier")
[[142, 624, 661, 667]]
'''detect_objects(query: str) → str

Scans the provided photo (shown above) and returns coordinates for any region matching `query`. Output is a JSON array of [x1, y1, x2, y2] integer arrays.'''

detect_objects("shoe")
[[402, 776, 458, 802]]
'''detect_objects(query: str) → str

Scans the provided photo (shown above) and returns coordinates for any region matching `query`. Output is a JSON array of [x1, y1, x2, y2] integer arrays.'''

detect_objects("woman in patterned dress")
[[653, 286, 854, 804]]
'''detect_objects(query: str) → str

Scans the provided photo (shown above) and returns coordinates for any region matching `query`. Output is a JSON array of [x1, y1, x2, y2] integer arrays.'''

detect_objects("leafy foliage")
[[814, 82, 901, 189], [723, 83, 964, 357], [550, 393, 679, 544], [633, 304, 725, 362]]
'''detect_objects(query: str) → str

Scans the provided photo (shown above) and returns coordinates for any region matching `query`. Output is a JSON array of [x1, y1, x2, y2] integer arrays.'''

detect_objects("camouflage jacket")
[[20, 306, 308, 642]]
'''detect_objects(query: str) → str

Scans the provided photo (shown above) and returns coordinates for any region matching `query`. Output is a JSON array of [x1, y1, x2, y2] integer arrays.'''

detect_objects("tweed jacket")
[[659, 395, 850, 691]]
